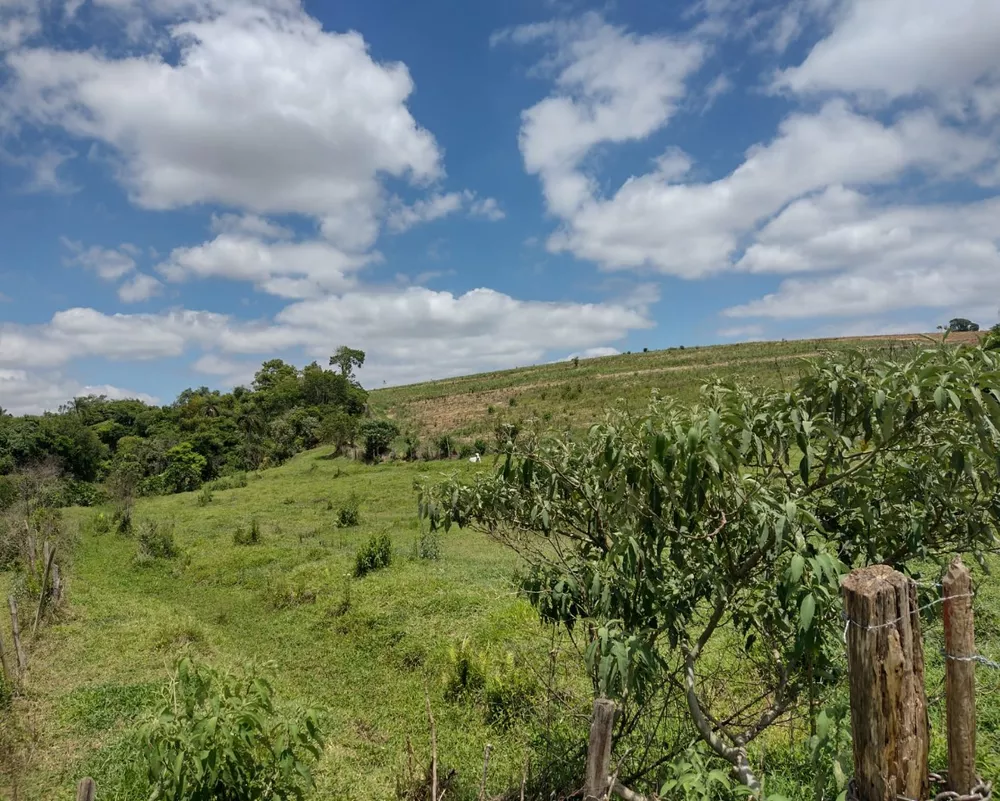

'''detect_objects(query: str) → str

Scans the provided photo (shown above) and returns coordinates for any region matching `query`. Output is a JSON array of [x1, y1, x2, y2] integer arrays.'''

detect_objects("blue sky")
[[1, 0, 998, 413]]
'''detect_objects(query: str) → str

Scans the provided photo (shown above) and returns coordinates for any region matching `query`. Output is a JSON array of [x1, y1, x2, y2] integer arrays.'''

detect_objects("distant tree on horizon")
[[947, 317, 980, 332]]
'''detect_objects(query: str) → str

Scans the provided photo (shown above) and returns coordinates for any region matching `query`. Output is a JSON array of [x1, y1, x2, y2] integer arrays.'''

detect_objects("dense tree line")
[[0, 349, 368, 506]]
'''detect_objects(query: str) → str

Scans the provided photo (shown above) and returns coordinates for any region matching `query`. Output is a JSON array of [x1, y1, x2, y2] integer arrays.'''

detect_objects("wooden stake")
[[26, 532, 37, 581], [478, 743, 492, 801], [76, 777, 96, 801], [51, 562, 62, 604], [520, 755, 530, 801], [584, 698, 616, 801], [425, 690, 438, 801], [8, 595, 26, 673], [943, 557, 976, 795], [842, 565, 929, 801], [0, 626, 12, 688], [32, 543, 57, 637]]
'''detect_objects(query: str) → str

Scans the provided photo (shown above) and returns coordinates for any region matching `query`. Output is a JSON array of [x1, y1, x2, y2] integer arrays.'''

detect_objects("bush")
[[458, 442, 474, 459], [89, 510, 112, 535], [985, 323, 1000, 351], [359, 419, 399, 463], [112, 504, 133, 536], [354, 533, 392, 577], [436, 434, 455, 460], [161, 442, 206, 494], [140, 656, 323, 801], [443, 640, 537, 728], [402, 433, 420, 461], [197, 485, 213, 506], [208, 473, 248, 492], [474, 439, 489, 456], [336, 494, 361, 528], [415, 528, 440, 561], [233, 518, 261, 545], [52, 479, 107, 508], [137, 520, 178, 559]]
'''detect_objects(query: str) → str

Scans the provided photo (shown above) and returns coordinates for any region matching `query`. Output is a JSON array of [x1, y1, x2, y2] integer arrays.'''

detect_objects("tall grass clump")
[[354, 533, 392, 577], [233, 517, 261, 546]]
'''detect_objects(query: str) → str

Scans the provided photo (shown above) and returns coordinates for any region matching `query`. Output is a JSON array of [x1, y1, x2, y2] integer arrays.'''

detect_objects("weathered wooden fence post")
[[584, 698, 616, 801], [8, 595, 26, 673], [842, 565, 929, 801], [943, 557, 976, 794], [0, 626, 12, 688], [76, 777, 96, 801], [32, 542, 56, 637]]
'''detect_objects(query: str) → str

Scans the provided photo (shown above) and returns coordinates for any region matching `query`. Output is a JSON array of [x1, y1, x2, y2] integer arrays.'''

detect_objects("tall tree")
[[330, 346, 365, 380]]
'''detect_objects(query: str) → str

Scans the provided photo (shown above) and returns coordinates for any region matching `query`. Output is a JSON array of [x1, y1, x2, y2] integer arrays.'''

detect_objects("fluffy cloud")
[[387, 191, 506, 232], [2, 2, 442, 253], [0, 368, 157, 415], [775, 0, 1000, 114], [118, 272, 163, 302], [0, 0, 41, 50], [509, 12, 705, 217], [156, 234, 372, 298], [0, 307, 229, 368], [725, 189, 1000, 319], [549, 101, 994, 276], [0, 288, 652, 400], [263, 287, 653, 386], [62, 237, 137, 280], [210, 212, 293, 240], [506, 8, 1000, 333]]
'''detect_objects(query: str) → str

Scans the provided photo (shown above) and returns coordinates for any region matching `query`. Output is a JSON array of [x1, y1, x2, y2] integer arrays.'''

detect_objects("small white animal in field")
[[469, 453, 481, 463]]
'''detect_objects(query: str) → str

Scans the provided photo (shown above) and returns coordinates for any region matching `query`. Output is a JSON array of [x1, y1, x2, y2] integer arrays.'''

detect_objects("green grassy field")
[[4, 332, 999, 800], [5, 453, 566, 799]]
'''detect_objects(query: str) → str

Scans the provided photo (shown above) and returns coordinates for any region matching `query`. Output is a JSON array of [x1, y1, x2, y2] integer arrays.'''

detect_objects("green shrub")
[[233, 518, 261, 546], [336, 494, 361, 528], [90, 510, 112, 535], [358, 419, 399, 463], [354, 533, 392, 577], [436, 435, 454, 460], [402, 433, 420, 461], [442, 640, 537, 729], [415, 528, 440, 561], [0, 475, 16, 512], [208, 472, 249, 491], [140, 656, 323, 801], [112, 503, 133, 536], [458, 442, 474, 459], [137, 520, 178, 559], [161, 442, 206, 494], [473, 439, 489, 456], [197, 485, 214, 506]]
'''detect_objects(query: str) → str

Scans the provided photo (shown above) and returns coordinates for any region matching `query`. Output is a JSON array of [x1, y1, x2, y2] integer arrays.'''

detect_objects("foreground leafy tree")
[[419, 344, 1000, 791], [141, 656, 323, 801]]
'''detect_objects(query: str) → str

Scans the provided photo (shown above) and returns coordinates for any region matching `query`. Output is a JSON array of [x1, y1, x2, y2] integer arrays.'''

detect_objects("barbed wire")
[[841, 592, 975, 642], [944, 653, 1000, 670]]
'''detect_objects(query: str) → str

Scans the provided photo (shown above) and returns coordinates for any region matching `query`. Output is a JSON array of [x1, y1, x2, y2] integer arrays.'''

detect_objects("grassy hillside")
[[370, 334, 959, 443], [4, 331, 997, 800]]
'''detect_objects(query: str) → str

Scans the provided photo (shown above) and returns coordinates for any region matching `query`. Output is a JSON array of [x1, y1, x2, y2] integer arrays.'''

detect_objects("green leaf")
[[789, 553, 805, 583], [799, 593, 816, 632]]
